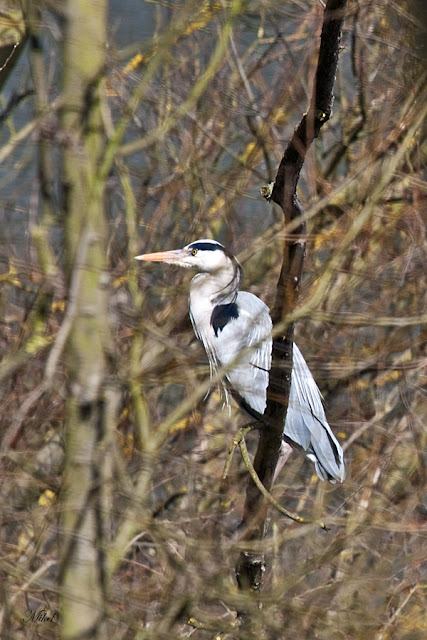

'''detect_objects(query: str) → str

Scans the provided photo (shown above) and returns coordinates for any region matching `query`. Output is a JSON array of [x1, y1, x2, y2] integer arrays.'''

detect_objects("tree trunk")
[[59, 2, 115, 638]]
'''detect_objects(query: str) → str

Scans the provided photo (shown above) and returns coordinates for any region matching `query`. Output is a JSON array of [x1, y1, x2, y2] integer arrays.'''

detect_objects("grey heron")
[[135, 239, 345, 483]]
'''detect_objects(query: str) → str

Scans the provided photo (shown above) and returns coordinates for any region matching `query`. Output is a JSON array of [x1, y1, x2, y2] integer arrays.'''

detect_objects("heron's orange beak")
[[134, 249, 187, 265]]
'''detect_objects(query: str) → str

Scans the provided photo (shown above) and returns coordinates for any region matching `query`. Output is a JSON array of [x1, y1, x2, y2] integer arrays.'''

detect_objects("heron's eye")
[[191, 249, 198, 256]]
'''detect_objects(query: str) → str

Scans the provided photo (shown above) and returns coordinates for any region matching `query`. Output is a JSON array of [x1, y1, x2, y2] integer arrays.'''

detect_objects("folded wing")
[[208, 292, 345, 483]]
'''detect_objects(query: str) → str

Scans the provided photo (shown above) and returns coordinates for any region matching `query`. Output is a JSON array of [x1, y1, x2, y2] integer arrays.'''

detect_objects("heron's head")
[[135, 239, 238, 274]]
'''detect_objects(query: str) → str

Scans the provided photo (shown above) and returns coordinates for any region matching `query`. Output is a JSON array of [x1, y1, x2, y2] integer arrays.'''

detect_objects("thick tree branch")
[[237, 0, 347, 593]]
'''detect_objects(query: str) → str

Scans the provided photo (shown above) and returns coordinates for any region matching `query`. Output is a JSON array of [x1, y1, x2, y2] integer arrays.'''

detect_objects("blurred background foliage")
[[0, 0, 426, 638]]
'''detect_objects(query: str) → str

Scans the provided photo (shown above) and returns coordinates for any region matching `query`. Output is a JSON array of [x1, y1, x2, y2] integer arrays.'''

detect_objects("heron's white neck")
[[190, 260, 241, 309]]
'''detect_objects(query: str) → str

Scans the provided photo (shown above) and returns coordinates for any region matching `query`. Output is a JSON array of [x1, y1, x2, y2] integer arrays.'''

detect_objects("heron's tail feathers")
[[284, 345, 346, 483]]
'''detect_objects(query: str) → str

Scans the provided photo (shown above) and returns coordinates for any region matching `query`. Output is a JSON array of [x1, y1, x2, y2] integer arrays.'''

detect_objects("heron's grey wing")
[[213, 291, 272, 414], [284, 344, 345, 482]]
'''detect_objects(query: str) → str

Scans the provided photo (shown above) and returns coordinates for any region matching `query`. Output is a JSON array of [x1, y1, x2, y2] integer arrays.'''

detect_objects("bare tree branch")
[[237, 0, 348, 595]]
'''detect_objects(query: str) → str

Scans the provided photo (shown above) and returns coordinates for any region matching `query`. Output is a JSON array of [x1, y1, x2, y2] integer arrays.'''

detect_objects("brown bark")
[[237, 0, 348, 595]]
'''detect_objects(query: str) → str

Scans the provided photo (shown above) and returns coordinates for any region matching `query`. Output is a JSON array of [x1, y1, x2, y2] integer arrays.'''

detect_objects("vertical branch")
[[27, 3, 58, 280], [237, 0, 347, 594], [59, 1, 116, 639]]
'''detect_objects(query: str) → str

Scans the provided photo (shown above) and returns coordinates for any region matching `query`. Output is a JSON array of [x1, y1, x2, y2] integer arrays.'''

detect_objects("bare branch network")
[[0, 1, 425, 639]]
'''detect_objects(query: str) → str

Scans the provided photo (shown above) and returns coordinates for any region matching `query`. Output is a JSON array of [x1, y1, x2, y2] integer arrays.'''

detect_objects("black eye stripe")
[[188, 242, 222, 252]]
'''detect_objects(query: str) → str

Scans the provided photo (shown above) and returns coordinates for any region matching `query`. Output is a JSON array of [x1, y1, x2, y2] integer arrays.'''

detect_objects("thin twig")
[[0, 42, 19, 73], [239, 436, 329, 530], [222, 424, 259, 479], [376, 585, 418, 640]]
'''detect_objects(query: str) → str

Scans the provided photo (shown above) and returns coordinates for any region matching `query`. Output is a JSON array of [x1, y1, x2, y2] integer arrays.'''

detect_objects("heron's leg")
[[272, 441, 293, 483]]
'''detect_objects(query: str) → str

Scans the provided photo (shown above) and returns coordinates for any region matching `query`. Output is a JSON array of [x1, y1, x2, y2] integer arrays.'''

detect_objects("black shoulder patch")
[[211, 303, 239, 337]]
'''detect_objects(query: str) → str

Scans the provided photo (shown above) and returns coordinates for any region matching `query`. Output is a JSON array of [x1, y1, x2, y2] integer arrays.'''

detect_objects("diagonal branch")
[[238, 436, 328, 531]]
